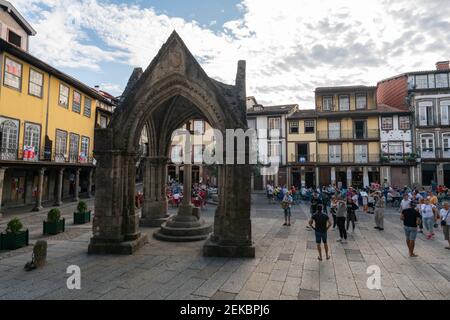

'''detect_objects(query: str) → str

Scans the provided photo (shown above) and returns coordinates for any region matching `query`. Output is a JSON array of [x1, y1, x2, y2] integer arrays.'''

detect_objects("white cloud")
[[13, 0, 450, 107]]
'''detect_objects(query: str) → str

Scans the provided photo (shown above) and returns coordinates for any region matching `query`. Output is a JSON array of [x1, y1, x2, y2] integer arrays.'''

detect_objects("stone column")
[[140, 156, 170, 227], [437, 163, 444, 186], [315, 167, 320, 188], [0, 167, 6, 218], [54, 168, 64, 206], [33, 167, 45, 212], [88, 151, 147, 255], [363, 167, 370, 187], [346, 167, 352, 188], [122, 153, 140, 241], [331, 167, 336, 186], [73, 168, 80, 202], [178, 163, 193, 215], [87, 169, 93, 198]]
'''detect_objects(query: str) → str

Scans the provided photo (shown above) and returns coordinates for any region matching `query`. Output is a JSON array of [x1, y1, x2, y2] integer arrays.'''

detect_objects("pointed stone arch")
[[88, 32, 254, 257]]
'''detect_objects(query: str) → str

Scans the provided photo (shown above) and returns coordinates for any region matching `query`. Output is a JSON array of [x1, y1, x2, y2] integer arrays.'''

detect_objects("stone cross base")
[[203, 239, 255, 258], [139, 215, 170, 228], [153, 217, 212, 242], [88, 233, 148, 255]]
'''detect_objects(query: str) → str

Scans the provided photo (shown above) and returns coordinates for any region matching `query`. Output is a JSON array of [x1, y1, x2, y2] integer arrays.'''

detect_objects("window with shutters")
[[329, 145, 342, 163], [440, 100, 450, 126], [418, 101, 433, 126], [356, 94, 367, 109], [323, 96, 333, 111], [420, 133, 435, 158], [339, 95, 349, 111], [442, 133, 450, 158]]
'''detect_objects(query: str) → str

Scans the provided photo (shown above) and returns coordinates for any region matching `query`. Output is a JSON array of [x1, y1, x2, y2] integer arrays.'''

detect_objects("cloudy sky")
[[13, 0, 450, 107]]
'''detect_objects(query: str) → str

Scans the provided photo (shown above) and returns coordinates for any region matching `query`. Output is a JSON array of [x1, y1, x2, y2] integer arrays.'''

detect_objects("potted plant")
[[380, 154, 389, 164], [0, 218, 29, 250], [73, 201, 91, 225], [43, 208, 65, 235]]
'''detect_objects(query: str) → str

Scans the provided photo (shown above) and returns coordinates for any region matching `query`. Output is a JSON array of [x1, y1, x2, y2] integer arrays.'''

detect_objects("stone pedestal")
[[154, 163, 212, 242]]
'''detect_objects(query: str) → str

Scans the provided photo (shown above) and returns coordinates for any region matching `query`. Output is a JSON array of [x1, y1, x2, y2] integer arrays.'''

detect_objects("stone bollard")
[[24, 240, 47, 271]]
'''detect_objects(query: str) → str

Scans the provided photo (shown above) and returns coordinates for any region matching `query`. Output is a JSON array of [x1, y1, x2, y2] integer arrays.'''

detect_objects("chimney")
[[436, 61, 450, 71], [94, 85, 100, 91]]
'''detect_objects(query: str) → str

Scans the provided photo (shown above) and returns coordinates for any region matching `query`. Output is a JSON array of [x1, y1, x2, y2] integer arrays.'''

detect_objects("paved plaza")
[[1, 194, 450, 300]]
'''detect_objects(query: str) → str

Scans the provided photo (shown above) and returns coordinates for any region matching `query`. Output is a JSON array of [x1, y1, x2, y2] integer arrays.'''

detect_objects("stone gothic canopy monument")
[[88, 31, 255, 258]]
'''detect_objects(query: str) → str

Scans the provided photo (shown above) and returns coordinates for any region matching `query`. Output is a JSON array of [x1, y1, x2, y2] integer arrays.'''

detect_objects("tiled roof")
[[288, 109, 317, 119], [377, 104, 411, 114], [0, 0, 36, 35], [0, 39, 113, 105], [247, 104, 297, 115], [315, 85, 376, 93]]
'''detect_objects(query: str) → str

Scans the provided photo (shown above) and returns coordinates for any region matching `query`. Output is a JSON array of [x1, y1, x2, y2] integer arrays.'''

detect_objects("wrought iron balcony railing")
[[317, 130, 380, 140], [0, 146, 94, 164], [318, 153, 380, 164]]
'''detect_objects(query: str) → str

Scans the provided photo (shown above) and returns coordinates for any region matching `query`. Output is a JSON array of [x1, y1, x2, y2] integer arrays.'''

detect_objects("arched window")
[[23, 123, 40, 161], [0, 119, 19, 160]]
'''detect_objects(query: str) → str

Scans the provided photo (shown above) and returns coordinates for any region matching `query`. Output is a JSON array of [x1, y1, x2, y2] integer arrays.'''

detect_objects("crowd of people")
[[268, 180, 450, 261]]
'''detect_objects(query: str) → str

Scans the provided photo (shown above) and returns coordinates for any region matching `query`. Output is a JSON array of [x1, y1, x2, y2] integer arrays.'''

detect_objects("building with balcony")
[[315, 85, 381, 188], [246, 97, 297, 189], [167, 119, 217, 185], [378, 61, 450, 186], [286, 109, 317, 188], [0, 2, 115, 212]]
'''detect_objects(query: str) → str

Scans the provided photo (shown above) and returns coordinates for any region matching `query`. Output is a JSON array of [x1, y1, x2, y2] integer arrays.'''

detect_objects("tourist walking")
[[330, 196, 337, 228], [420, 198, 437, 239], [439, 202, 450, 250], [309, 205, 332, 261], [336, 197, 348, 243], [401, 201, 421, 257], [346, 198, 356, 232], [373, 191, 385, 231], [399, 193, 411, 213], [266, 183, 274, 204], [282, 191, 293, 227]]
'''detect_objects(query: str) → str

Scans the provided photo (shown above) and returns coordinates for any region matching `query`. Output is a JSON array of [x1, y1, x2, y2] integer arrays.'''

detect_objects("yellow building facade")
[[0, 39, 114, 211], [286, 110, 318, 187], [315, 86, 381, 188]]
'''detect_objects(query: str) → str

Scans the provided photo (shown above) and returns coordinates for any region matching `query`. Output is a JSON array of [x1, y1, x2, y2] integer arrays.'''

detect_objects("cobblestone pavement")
[[1, 194, 450, 300]]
